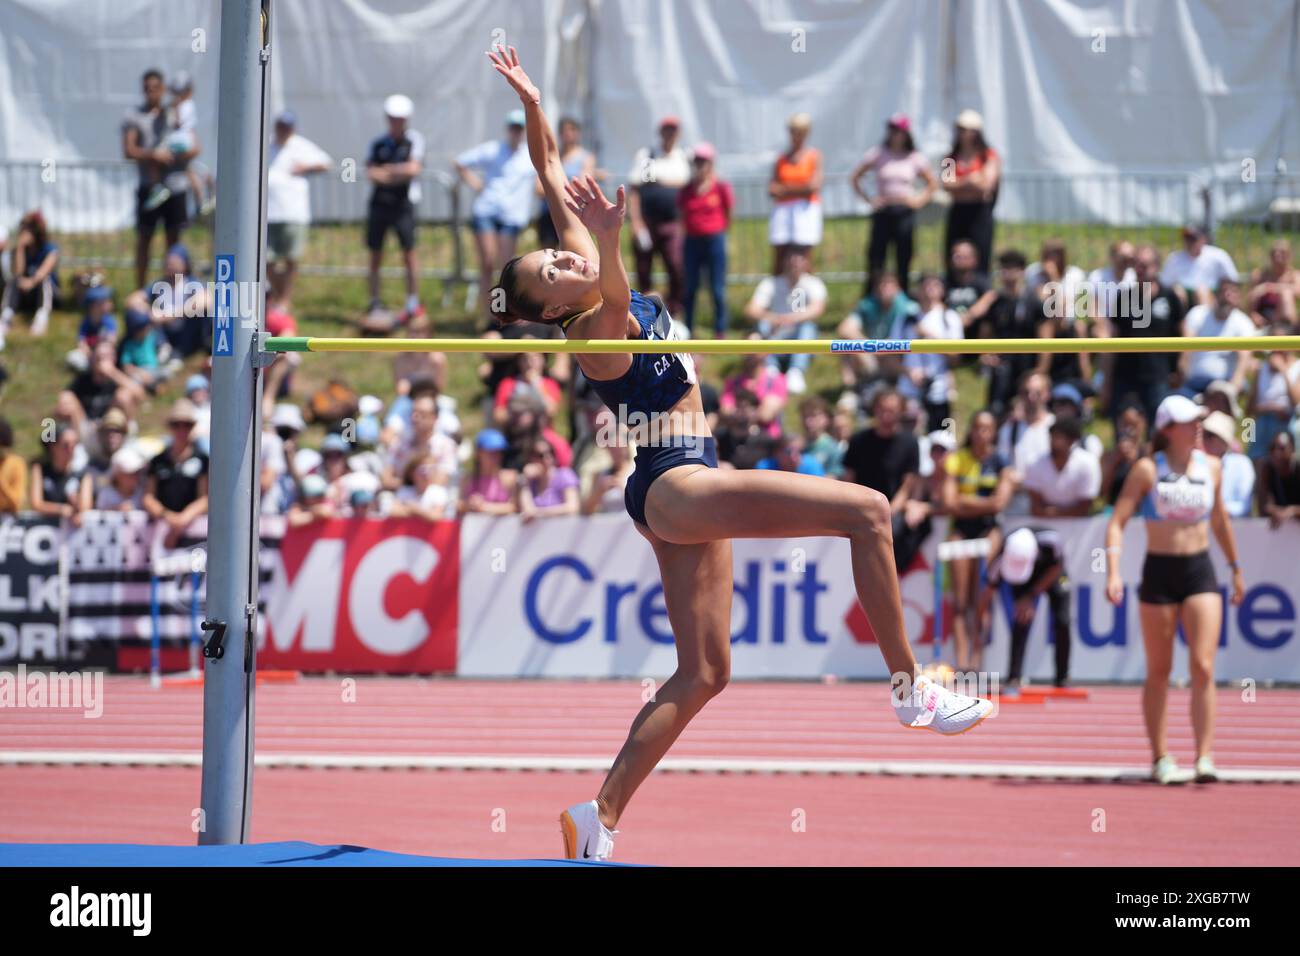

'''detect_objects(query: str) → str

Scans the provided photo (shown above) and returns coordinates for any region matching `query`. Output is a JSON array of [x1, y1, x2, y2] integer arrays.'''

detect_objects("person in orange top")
[[942, 109, 1001, 275], [768, 112, 822, 275], [0, 417, 26, 513]]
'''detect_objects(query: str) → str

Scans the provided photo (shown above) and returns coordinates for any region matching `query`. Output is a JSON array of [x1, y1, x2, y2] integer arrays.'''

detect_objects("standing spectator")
[[627, 116, 690, 315], [768, 112, 823, 275], [1160, 224, 1239, 307], [535, 116, 596, 249], [457, 109, 536, 323], [757, 434, 826, 475], [1100, 243, 1183, 423], [0, 417, 25, 513], [942, 110, 1000, 274], [850, 114, 936, 292], [95, 447, 148, 511], [678, 142, 733, 337], [944, 240, 996, 333], [1246, 335, 1300, 461], [365, 94, 426, 326], [943, 410, 1016, 671], [900, 274, 963, 431], [976, 526, 1072, 690], [836, 271, 918, 394], [980, 250, 1043, 417], [30, 424, 92, 525], [0, 210, 60, 344], [1023, 418, 1101, 517], [519, 438, 579, 521], [143, 400, 209, 547], [742, 246, 825, 394], [122, 69, 194, 291], [1258, 431, 1300, 528], [1181, 279, 1255, 395], [720, 353, 788, 439], [460, 429, 518, 515], [1248, 239, 1300, 326], [1201, 411, 1255, 517], [266, 110, 332, 310]]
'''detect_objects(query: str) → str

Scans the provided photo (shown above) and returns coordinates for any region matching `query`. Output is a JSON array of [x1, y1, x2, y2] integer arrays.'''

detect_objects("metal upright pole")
[[199, 0, 271, 845]]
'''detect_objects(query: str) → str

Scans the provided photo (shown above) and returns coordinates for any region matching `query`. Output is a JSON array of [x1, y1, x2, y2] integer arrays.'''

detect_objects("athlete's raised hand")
[[486, 44, 540, 106], [564, 174, 625, 236]]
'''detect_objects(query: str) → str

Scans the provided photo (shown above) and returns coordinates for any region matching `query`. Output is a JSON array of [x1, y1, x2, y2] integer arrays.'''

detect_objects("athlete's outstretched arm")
[[487, 44, 597, 262]]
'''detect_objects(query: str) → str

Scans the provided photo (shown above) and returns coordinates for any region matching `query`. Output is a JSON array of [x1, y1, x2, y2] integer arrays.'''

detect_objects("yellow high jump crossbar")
[[263, 335, 1300, 356]]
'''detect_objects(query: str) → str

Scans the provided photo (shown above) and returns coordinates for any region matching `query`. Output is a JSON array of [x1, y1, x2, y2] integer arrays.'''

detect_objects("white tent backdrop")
[[1, 0, 1296, 228]]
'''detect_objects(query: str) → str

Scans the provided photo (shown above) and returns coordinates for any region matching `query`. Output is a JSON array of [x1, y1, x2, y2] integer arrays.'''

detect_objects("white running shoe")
[[1153, 754, 1180, 785], [1194, 756, 1218, 783], [560, 800, 617, 862], [894, 674, 994, 735]]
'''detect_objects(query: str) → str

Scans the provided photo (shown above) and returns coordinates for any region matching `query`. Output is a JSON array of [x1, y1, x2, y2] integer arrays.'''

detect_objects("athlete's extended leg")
[[593, 526, 734, 830], [1181, 592, 1221, 761]]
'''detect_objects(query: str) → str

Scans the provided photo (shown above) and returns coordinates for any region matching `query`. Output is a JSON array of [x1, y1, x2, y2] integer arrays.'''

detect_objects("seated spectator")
[[392, 452, 452, 521], [944, 239, 996, 332], [384, 393, 459, 490], [70, 285, 118, 371], [800, 397, 844, 478], [1047, 384, 1104, 457], [261, 293, 303, 417], [997, 370, 1054, 512], [287, 473, 336, 527], [1200, 380, 1239, 419], [1086, 240, 1137, 324], [260, 453, 298, 516], [1100, 243, 1182, 423], [979, 249, 1043, 418], [519, 438, 578, 521], [30, 423, 93, 525], [720, 353, 788, 439], [0, 416, 27, 513], [713, 387, 771, 470], [1201, 410, 1254, 517], [85, 407, 131, 492], [1023, 418, 1101, 517], [1248, 239, 1300, 326], [95, 447, 148, 511], [1257, 430, 1300, 529], [581, 440, 635, 515], [1036, 275, 1094, 398], [742, 245, 826, 394], [186, 373, 212, 450], [494, 348, 562, 428], [757, 434, 825, 475], [841, 387, 919, 502], [148, 243, 211, 360], [1247, 335, 1300, 461], [0, 210, 59, 345], [384, 375, 461, 446], [1160, 224, 1239, 307], [1100, 405, 1148, 508], [64, 339, 146, 423], [460, 428, 518, 515], [836, 270, 918, 394], [143, 399, 209, 547], [1181, 279, 1255, 394], [1025, 238, 1087, 311], [500, 389, 572, 472], [117, 305, 166, 392], [900, 273, 962, 431]]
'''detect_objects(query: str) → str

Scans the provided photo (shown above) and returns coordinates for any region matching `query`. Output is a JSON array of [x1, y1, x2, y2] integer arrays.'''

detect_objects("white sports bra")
[[1140, 449, 1215, 522]]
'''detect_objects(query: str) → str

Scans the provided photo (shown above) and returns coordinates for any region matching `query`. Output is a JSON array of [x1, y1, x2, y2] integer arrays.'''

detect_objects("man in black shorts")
[[977, 525, 1072, 689], [365, 94, 426, 327], [122, 69, 195, 291]]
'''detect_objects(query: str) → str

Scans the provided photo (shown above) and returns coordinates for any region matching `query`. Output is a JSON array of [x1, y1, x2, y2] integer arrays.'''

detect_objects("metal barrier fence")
[[2, 159, 1297, 293]]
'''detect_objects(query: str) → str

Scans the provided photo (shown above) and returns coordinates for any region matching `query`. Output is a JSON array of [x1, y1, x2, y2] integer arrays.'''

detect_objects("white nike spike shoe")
[[560, 800, 617, 862], [895, 674, 994, 735]]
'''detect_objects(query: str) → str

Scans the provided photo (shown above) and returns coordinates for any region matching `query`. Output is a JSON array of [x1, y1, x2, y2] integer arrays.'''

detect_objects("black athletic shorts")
[[136, 185, 189, 238], [1137, 550, 1219, 605], [366, 200, 416, 251]]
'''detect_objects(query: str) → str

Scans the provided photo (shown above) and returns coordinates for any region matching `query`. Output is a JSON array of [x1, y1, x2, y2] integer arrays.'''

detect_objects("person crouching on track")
[[1105, 394, 1244, 785], [976, 526, 1070, 691]]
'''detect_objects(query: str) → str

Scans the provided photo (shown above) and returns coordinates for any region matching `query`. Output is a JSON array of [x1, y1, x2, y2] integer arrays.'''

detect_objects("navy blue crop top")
[[564, 290, 697, 419]]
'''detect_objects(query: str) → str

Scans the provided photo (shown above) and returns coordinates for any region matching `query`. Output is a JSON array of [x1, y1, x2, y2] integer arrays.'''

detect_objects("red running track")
[[2, 678, 1298, 865]]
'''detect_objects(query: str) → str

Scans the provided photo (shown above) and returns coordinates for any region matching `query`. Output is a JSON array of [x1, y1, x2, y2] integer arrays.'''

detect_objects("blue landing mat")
[[0, 841, 621, 867]]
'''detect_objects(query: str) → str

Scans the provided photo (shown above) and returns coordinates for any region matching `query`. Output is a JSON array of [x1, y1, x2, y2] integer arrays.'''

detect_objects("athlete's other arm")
[[487, 45, 597, 263], [1207, 455, 1245, 605], [1104, 456, 1155, 605], [563, 175, 631, 336]]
